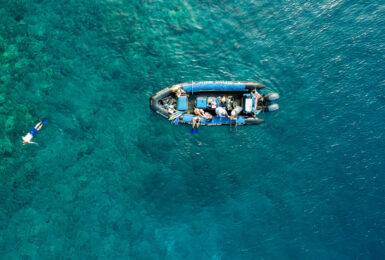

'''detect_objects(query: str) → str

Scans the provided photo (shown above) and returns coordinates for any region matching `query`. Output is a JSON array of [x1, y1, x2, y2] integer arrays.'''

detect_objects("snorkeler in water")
[[22, 118, 48, 145]]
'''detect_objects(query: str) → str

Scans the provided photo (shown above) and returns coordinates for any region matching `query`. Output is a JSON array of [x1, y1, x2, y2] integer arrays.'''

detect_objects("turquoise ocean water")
[[1, 0, 385, 258]]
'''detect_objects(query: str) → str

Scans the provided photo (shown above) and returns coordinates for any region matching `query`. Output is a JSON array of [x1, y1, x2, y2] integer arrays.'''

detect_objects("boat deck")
[[183, 91, 246, 115]]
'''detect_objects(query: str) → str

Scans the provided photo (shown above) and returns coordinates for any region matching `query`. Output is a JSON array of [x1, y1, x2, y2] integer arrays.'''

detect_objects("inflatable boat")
[[150, 81, 279, 126]]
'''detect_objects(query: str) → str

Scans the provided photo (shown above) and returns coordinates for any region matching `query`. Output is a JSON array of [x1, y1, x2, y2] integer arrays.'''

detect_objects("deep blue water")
[[1, 0, 385, 259]]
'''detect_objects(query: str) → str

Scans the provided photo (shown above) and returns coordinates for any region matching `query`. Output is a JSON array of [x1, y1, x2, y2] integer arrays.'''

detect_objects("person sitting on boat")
[[22, 118, 48, 145], [218, 96, 227, 107], [171, 86, 187, 98], [194, 107, 212, 121], [203, 112, 212, 121], [207, 97, 217, 109], [215, 106, 228, 118], [164, 104, 175, 114], [194, 107, 205, 117], [191, 116, 201, 134], [230, 106, 243, 121], [254, 91, 262, 112]]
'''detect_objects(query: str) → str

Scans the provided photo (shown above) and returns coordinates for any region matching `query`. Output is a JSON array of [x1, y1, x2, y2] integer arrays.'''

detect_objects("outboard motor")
[[266, 93, 279, 101], [267, 103, 279, 112]]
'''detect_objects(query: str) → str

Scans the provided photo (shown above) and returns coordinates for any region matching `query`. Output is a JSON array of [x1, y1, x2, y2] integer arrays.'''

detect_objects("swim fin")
[[42, 118, 48, 124], [195, 128, 199, 134], [190, 129, 194, 134], [174, 116, 180, 125]]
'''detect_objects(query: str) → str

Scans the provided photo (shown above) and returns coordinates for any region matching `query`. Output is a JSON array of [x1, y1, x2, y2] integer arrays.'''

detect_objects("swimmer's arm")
[[30, 141, 38, 144]]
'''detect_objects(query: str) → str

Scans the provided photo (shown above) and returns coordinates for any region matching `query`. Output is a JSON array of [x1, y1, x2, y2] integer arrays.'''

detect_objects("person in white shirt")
[[230, 106, 243, 120], [22, 118, 48, 145], [215, 107, 228, 118]]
